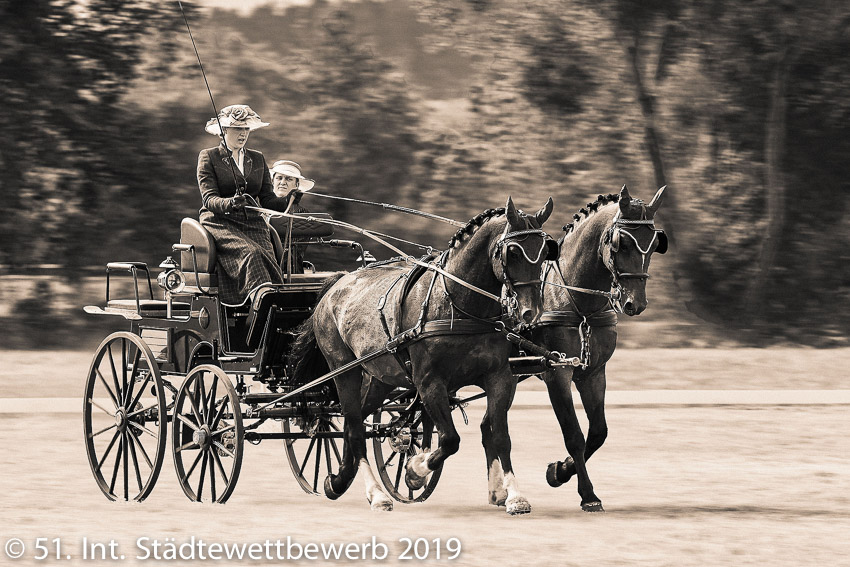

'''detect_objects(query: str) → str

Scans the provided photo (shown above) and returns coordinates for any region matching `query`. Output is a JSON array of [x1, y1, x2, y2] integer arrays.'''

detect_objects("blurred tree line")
[[1, 0, 848, 346]]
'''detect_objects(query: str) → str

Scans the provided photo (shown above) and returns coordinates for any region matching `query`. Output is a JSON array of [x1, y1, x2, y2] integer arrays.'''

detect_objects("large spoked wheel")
[[83, 332, 167, 502], [172, 365, 243, 503], [371, 404, 442, 503], [283, 412, 344, 495]]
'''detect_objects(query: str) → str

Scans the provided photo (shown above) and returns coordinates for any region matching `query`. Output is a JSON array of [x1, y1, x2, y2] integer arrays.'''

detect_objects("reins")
[[297, 191, 466, 228]]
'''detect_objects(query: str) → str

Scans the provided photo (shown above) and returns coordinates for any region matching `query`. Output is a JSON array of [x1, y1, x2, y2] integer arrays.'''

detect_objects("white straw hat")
[[205, 104, 269, 136], [269, 160, 315, 192]]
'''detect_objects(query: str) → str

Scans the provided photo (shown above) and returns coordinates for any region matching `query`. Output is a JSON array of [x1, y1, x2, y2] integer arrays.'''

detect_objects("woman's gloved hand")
[[230, 194, 247, 211]]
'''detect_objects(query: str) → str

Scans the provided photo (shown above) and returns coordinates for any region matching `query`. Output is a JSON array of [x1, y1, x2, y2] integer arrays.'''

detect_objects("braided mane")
[[447, 207, 506, 248], [561, 194, 619, 234]]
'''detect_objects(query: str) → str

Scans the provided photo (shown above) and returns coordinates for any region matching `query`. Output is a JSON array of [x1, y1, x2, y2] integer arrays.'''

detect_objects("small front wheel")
[[172, 365, 243, 503]]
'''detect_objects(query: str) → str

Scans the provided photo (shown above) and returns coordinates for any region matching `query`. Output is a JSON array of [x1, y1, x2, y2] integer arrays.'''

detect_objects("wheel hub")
[[114, 408, 127, 431], [193, 426, 211, 448], [389, 426, 412, 452]]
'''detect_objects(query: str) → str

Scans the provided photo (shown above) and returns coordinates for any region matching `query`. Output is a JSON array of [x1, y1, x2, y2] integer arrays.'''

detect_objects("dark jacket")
[[197, 143, 290, 216]]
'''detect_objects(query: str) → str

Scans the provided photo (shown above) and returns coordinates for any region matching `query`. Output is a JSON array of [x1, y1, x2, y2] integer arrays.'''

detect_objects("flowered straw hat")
[[205, 104, 269, 135], [269, 160, 315, 191]]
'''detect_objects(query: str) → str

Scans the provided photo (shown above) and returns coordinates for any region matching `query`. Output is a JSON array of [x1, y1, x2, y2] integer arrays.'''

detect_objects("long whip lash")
[[177, 1, 243, 194]]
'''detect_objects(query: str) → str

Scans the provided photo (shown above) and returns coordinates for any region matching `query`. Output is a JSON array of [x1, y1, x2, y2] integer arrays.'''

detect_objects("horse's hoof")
[[582, 501, 604, 513], [545, 462, 564, 487], [405, 469, 427, 491], [488, 491, 508, 507], [324, 476, 342, 500], [506, 496, 532, 516], [369, 493, 394, 512], [404, 457, 428, 490]]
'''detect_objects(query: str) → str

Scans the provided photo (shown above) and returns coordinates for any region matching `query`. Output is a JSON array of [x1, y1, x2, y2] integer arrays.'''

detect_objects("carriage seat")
[[180, 218, 218, 291]]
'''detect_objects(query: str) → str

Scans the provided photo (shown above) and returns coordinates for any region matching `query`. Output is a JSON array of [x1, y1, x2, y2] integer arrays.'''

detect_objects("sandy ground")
[[2, 348, 850, 398], [1, 398, 848, 566]]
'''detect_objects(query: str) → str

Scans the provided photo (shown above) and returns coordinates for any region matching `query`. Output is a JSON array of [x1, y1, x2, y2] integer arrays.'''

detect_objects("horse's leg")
[[326, 371, 393, 511], [480, 408, 509, 506], [404, 380, 460, 491], [544, 366, 604, 512], [484, 371, 531, 515]]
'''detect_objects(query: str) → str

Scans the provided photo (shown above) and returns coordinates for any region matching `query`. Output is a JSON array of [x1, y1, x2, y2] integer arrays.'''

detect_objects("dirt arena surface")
[[1, 380, 848, 566]]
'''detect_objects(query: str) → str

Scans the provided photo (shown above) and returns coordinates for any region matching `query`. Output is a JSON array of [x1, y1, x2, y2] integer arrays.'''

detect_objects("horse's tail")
[[289, 272, 347, 384]]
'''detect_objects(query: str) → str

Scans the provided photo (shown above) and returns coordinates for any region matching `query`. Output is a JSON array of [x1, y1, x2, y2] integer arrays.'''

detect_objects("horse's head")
[[492, 196, 558, 326], [600, 185, 668, 316]]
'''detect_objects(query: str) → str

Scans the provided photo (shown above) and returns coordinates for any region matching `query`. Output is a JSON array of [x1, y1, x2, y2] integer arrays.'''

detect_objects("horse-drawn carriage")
[[81, 206, 563, 506], [82, 187, 667, 514]]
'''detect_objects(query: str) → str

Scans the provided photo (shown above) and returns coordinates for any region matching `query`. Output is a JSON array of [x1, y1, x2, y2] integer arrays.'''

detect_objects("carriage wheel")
[[283, 413, 344, 495], [83, 332, 167, 502], [371, 405, 442, 503], [172, 364, 243, 503]]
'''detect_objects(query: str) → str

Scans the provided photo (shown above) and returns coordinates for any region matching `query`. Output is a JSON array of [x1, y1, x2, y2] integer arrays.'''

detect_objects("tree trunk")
[[743, 47, 790, 319]]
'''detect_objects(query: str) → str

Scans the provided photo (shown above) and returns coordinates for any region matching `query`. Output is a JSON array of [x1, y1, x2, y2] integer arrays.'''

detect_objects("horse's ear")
[[505, 196, 521, 227], [646, 185, 667, 215], [534, 196, 554, 227], [619, 184, 632, 212]]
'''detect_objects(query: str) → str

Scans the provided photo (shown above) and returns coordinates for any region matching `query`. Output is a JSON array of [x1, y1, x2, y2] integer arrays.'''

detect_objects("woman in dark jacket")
[[197, 104, 294, 305]]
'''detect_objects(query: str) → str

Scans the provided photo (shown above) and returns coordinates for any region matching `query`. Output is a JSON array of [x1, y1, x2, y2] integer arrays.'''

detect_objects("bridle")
[[493, 223, 558, 315], [602, 207, 668, 290]]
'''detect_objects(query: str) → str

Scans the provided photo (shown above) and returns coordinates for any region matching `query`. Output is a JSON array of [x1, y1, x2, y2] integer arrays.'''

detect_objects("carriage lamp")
[[157, 256, 185, 294]]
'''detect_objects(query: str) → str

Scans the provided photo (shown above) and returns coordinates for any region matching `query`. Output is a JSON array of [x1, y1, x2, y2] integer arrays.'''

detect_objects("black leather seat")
[[180, 218, 218, 292]]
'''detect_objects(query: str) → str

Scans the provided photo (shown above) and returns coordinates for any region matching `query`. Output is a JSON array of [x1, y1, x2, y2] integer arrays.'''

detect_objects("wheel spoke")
[[127, 401, 158, 419], [127, 432, 144, 493], [394, 450, 405, 489], [383, 449, 398, 470], [176, 413, 201, 432], [89, 422, 118, 439], [212, 440, 235, 459], [129, 431, 153, 469], [198, 375, 209, 422], [123, 431, 129, 500], [123, 346, 141, 407], [329, 434, 343, 464], [313, 435, 323, 492], [324, 439, 333, 475], [213, 423, 235, 437], [120, 340, 129, 410], [197, 450, 208, 501], [175, 440, 199, 453], [299, 438, 317, 475], [212, 449, 230, 486], [188, 377, 204, 423], [211, 397, 229, 430], [107, 346, 123, 408], [128, 420, 157, 439], [127, 374, 153, 416], [97, 430, 122, 471], [208, 450, 217, 502], [185, 448, 204, 478], [206, 377, 218, 427], [109, 437, 123, 495], [95, 368, 119, 409], [90, 398, 114, 417]]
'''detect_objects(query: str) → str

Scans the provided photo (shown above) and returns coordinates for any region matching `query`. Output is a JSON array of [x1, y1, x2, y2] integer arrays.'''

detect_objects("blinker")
[[545, 239, 560, 261]]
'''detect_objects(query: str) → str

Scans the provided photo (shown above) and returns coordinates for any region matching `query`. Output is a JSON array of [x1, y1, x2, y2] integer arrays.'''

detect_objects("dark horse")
[[291, 197, 555, 513], [484, 185, 667, 512]]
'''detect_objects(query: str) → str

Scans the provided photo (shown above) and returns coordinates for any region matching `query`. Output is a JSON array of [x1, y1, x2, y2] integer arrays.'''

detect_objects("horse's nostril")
[[521, 309, 534, 324]]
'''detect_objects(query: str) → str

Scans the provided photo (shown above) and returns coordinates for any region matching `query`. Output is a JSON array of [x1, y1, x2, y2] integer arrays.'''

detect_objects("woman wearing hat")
[[196, 104, 293, 305], [268, 160, 315, 273]]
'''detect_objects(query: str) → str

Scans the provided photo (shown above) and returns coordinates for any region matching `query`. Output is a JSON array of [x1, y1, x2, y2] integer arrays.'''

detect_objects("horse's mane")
[[561, 194, 620, 235], [447, 207, 506, 249]]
